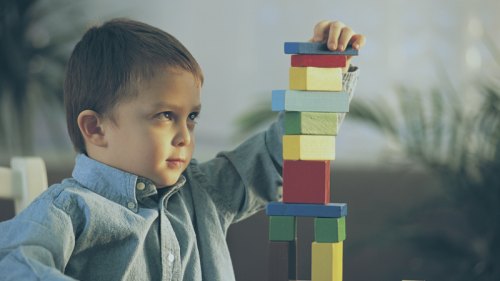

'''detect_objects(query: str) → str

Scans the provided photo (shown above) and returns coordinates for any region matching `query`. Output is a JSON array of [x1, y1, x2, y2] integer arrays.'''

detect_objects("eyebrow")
[[152, 101, 202, 111]]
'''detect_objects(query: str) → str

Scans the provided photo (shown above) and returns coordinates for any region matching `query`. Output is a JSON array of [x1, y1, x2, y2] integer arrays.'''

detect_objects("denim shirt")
[[0, 68, 359, 281]]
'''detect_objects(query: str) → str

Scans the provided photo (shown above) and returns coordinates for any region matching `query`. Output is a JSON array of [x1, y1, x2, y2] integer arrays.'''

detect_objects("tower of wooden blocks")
[[267, 42, 358, 281]]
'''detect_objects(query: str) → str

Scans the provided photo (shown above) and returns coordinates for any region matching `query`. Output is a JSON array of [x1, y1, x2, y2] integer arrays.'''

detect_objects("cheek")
[[188, 132, 196, 154]]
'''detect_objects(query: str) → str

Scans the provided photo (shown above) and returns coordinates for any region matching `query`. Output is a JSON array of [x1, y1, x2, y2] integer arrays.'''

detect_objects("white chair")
[[0, 157, 48, 215]]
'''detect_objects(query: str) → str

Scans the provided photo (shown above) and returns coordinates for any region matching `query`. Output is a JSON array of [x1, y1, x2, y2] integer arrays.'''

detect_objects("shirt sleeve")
[[196, 67, 360, 224], [0, 197, 77, 280]]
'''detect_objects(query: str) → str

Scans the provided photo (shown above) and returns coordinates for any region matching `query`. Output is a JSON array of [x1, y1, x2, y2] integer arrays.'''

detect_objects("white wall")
[[26, 0, 500, 168]]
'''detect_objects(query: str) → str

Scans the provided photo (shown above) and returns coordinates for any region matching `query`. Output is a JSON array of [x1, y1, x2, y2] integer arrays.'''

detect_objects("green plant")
[[232, 95, 279, 143], [0, 0, 84, 156], [346, 35, 500, 279], [349, 80, 500, 280]]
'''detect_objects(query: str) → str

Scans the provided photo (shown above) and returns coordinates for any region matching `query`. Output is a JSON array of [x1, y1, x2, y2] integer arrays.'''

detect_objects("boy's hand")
[[308, 20, 366, 72]]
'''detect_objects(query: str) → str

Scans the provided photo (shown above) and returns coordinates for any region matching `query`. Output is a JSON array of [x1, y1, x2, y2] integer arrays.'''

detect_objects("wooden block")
[[283, 135, 335, 161], [285, 42, 358, 56], [268, 239, 297, 281], [311, 241, 343, 281], [266, 202, 347, 218], [285, 112, 338, 135], [269, 216, 297, 241], [315, 217, 346, 243], [291, 55, 347, 68], [290, 67, 342, 91], [271, 90, 349, 113], [289, 238, 298, 280], [283, 160, 330, 204]]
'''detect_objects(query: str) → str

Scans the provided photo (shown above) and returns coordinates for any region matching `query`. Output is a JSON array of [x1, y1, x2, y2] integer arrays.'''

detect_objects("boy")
[[0, 19, 364, 280]]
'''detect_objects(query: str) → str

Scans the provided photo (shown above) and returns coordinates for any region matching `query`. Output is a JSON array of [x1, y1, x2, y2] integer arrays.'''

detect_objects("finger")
[[337, 27, 355, 52], [312, 20, 332, 42], [327, 21, 345, 50], [348, 34, 367, 50]]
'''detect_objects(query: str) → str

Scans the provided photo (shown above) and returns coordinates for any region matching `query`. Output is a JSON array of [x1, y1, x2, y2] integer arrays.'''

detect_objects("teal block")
[[271, 90, 349, 113], [269, 216, 297, 241], [315, 217, 346, 243]]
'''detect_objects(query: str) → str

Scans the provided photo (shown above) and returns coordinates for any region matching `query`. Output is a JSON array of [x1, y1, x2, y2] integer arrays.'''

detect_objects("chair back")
[[0, 157, 48, 215]]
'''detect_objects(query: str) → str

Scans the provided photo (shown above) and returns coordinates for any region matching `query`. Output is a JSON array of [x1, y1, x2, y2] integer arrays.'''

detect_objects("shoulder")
[[34, 179, 95, 212], [17, 178, 100, 232]]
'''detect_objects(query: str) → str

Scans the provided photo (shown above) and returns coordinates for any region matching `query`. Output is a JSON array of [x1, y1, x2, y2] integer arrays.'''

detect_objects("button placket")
[[127, 201, 135, 209], [136, 182, 145, 190]]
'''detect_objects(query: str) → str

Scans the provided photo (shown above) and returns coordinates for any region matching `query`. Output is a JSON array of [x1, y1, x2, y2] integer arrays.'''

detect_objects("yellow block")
[[283, 135, 335, 160], [311, 241, 343, 281], [289, 67, 342, 91]]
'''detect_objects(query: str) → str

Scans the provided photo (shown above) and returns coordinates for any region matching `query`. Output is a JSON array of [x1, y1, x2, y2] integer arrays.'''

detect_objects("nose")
[[172, 121, 191, 147]]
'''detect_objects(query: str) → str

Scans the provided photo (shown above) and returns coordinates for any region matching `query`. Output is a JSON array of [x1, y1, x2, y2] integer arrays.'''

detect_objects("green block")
[[285, 112, 338, 135], [269, 216, 297, 241], [314, 216, 346, 243]]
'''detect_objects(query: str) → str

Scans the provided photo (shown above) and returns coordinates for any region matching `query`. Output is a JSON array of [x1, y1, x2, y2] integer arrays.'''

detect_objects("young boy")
[[0, 19, 364, 280]]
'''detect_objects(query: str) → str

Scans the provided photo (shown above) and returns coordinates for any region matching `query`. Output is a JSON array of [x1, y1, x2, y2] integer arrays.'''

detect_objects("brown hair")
[[64, 18, 203, 154]]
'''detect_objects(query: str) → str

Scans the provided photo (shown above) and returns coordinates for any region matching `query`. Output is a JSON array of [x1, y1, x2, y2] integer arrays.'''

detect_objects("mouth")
[[166, 158, 185, 168]]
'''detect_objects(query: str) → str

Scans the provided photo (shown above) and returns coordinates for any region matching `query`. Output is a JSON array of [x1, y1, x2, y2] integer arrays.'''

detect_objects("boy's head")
[[64, 18, 203, 188]]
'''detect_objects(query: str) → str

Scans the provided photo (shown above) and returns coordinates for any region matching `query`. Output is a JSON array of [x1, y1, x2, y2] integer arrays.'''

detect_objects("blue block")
[[284, 42, 299, 54], [271, 90, 286, 111], [271, 90, 349, 113], [266, 202, 347, 218], [284, 42, 358, 56]]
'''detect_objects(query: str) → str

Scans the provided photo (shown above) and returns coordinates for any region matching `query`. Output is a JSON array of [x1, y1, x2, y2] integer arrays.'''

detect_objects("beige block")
[[289, 67, 342, 91], [283, 135, 335, 160]]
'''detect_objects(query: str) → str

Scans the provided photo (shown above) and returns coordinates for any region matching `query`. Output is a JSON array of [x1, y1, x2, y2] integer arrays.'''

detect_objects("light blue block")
[[284, 42, 358, 56], [271, 90, 349, 113], [271, 90, 286, 111], [266, 202, 347, 218]]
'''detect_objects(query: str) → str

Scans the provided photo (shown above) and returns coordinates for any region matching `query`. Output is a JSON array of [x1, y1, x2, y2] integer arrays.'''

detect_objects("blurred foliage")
[[347, 40, 500, 280], [0, 0, 83, 156], [349, 83, 500, 280], [232, 95, 279, 143]]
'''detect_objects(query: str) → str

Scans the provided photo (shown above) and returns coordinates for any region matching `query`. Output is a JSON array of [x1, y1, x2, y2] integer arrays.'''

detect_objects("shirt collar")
[[72, 154, 186, 212]]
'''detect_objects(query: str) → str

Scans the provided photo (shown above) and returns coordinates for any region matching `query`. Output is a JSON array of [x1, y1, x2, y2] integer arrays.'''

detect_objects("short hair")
[[64, 18, 203, 154]]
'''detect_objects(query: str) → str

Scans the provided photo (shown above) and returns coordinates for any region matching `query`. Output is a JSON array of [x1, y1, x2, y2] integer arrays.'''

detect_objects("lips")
[[166, 158, 185, 168]]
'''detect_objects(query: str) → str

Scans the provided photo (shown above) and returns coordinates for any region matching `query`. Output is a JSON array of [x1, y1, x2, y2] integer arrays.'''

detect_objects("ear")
[[77, 110, 107, 148]]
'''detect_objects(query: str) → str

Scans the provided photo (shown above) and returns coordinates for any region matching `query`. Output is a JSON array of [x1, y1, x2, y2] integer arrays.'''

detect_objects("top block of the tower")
[[285, 42, 359, 56]]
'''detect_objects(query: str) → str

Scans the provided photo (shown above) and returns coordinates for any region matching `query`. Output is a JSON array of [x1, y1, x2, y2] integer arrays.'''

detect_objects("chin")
[[155, 175, 181, 188]]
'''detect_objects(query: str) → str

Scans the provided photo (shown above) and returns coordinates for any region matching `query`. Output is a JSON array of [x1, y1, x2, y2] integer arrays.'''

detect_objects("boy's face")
[[103, 69, 201, 188]]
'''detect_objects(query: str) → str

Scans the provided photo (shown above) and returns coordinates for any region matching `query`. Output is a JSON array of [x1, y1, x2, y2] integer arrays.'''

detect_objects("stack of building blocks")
[[267, 42, 358, 281]]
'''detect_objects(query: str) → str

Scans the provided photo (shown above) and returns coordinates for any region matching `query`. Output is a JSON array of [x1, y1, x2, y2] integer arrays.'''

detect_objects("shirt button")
[[168, 254, 175, 262], [127, 202, 135, 209], [136, 182, 145, 190]]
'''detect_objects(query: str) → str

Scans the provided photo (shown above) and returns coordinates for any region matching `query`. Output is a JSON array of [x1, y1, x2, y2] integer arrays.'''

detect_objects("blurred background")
[[1, 0, 500, 280]]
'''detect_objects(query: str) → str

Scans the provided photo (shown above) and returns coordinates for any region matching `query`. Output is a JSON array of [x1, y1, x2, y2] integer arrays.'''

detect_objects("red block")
[[291, 55, 347, 68], [282, 160, 330, 204]]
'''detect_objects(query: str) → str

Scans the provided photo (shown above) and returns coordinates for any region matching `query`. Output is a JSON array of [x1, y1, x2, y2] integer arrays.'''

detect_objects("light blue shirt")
[[0, 68, 358, 281]]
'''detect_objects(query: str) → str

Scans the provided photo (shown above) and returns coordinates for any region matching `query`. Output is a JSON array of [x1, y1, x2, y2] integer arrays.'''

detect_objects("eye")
[[188, 112, 200, 123], [155, 111, 172, 121]]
